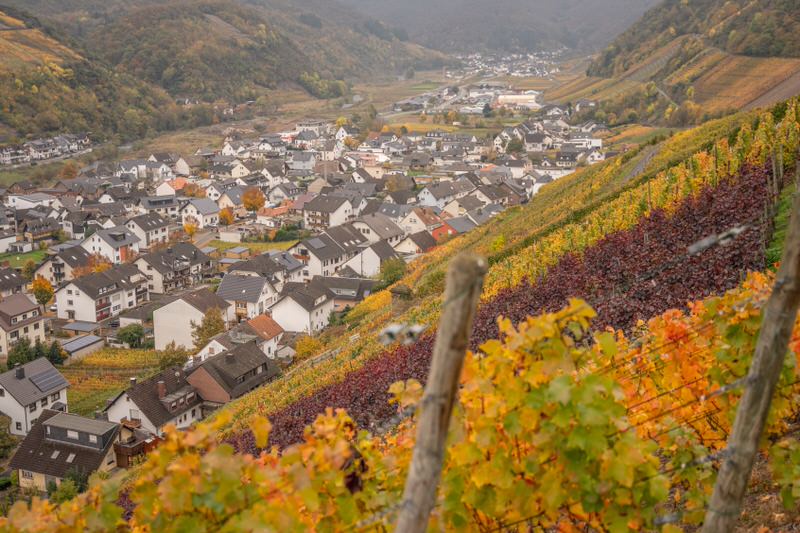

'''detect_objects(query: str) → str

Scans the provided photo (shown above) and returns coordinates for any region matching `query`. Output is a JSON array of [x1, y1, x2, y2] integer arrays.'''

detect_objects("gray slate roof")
[[216, 274, 269, 304], [0, 358, 68, 407]]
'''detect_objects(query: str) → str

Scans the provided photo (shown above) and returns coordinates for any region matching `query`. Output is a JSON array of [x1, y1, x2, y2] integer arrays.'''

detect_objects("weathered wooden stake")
[[702, 188, 800, 532], [395, 254, 487, 533]]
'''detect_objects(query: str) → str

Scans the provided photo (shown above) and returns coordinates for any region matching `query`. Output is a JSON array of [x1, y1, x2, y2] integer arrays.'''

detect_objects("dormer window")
[[67, 430, 79, 440], [89, 434, 98, 444]]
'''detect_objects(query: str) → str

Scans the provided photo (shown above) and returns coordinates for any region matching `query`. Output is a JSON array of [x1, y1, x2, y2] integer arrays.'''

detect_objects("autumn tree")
[[58, 161, 79, 180], [219, 207, 235, 226], [182, 183, 206, 198], [22, 260, 37, 281], [191, 307, 226, 350], [158, 342, 189, 370], [242, 187, 266, 212], [72, 254, 112, 278], [183, 221, 198, 242], [31, 276, 54, 306]]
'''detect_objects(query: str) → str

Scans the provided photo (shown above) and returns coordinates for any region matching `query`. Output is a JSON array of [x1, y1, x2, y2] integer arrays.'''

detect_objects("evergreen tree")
[[47, 341, 64, 365]]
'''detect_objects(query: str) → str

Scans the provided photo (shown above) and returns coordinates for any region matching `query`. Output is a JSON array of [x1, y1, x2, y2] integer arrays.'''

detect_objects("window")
[[89, 434, 97, 444], [15, 422, 21, 431], [40, 398, 47, 408], [67, 300, 73, 306], [34, 323, 39, 330], [66, 453, 75, 463], [170, 402, 177, 410], [51, 391, 60, 402], [28, 403, 36, 413], [50, 450, 60, 459], [191, 408, 196, 418], [21, 470, 32, 479], [0, 388, 4, 397], [66, 430, 78, 440]]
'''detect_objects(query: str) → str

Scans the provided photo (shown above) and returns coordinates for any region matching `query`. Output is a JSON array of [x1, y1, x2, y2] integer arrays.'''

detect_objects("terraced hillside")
[[557, 0, 800, 126], [210, 102, 793, 443], [7, 98, 800, 533]]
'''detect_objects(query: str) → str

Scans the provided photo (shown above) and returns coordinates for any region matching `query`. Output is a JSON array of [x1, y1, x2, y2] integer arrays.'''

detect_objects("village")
[[0, 93, 609, 495]]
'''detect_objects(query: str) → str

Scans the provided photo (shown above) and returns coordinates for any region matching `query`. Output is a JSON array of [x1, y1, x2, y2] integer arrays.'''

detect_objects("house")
[[351, 213, 404, 246], [138, 196, 181, 220], [0, 294, 46, 358], [55, 265, 148, 323], [302, 195, 354, 231], [10, 410, 118, 492], [153, 289, 233, 350], [154, 178, 188, 197], [216, 274, 277, 321], [126, 213, 170, 250], [417, 182, 458, 209], [135, 243, 215, 294], [34, 247, 92, 286], [267, 183, 302, 205], [443, 195, 486, 217], [0, 267, 26, 299], [289, 233, 353, 280], [104, 367, 202, 437], [342, 240, 400, 277], [308, 276, 375, 313], [186, 341, 281, 405], [149, 153, 191, 176], [269, 283, 334, 333], [80, 226, 141, 265], [399, 207, 444, 234], [0, 359, 68, 436], [394, 231, 437, 256], [181, 198, 220, 229]]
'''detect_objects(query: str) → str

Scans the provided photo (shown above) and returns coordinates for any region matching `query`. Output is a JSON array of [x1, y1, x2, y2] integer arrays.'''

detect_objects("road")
[[0, 147, 94, 171]]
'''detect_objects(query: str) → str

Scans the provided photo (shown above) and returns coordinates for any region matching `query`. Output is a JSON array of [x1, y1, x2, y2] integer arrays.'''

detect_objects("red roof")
[[247, 314, 283, 340]]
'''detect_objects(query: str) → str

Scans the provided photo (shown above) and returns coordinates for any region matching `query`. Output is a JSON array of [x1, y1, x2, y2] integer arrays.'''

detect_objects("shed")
[[61, 335, 105, 364]]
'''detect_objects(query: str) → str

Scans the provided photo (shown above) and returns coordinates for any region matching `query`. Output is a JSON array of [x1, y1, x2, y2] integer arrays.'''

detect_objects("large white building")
[[152, 289, 234, 350]]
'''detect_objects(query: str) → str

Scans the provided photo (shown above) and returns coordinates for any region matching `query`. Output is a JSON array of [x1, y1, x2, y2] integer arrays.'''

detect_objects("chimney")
[[130, 377, 137, 387], [192, 355, 201, 366], [15, 365, 24, 380], [157, 380, 166, 399], [225, 352, 235, 365]]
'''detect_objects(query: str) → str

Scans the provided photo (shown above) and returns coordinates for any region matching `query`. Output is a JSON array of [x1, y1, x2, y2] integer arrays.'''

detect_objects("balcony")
[[95, 299, 111, 312]]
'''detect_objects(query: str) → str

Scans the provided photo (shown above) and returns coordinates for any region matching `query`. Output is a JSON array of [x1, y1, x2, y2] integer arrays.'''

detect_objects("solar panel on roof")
[[30, 368, 67, 392]]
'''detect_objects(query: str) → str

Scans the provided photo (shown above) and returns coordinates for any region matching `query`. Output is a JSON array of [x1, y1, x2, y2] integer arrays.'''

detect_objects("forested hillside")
[[589, 0, 800, 77], [1, 0, 443, 102], [0, 0, 444, 140], [0, 7, 199, 142]]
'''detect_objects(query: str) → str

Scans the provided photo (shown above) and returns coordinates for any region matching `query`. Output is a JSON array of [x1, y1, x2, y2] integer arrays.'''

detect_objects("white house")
[[104, 368, 202, 437], [80, 226, 141, 265], [342, 240, 400, 277], [126, 213, 170, 250], [180, 198, 220, 229], [215, 274, 278, 321], [269, 283, 334, 334], [152, 289, 234, 350], [55, 265, 148, 323], [0, 358, 68, 436]]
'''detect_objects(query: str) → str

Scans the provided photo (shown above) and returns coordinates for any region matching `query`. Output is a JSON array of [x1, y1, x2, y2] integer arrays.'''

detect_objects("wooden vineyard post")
[[395, 254, 487, 533], [702, 188, 800, 532]]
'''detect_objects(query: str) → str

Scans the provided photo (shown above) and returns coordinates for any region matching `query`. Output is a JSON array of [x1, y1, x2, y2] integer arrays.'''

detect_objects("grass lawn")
[[0, 249, 46, 269], [209, 240, 298, 253]]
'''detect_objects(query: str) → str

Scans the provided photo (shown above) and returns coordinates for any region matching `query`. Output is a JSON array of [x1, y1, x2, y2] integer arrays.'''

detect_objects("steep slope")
[[0, 6, 187, 142], [1, 0, 445, 103], [560, 0, 800, 125], [5, 99, 800, 533], [337, 0, 659, 53], [589, 0, 800, 77]]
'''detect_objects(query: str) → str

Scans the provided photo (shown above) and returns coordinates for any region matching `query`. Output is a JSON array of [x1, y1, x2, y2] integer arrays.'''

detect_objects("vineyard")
[[60, 348, 163, 416], [3, 99, 800, 530]]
